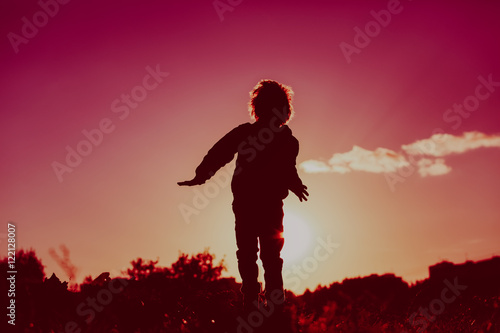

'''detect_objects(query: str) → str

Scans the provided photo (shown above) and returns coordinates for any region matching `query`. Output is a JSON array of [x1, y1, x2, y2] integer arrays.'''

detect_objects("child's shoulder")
[[237, 122, 252, 128], [233, 122, 253, 132], [226, 122, 252, 137]]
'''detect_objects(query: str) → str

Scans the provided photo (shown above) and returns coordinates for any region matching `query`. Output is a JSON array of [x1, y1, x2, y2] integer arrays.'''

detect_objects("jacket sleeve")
[[193, 124, 248, 183], [286, 136, 304, 189]]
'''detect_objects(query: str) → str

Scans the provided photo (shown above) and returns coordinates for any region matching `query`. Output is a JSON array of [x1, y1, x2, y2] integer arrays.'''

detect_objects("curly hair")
[[248, 80, 294, 126]]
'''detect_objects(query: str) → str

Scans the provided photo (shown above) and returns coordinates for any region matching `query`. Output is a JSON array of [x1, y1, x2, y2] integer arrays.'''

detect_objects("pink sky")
[[1, 0, 499, 293]]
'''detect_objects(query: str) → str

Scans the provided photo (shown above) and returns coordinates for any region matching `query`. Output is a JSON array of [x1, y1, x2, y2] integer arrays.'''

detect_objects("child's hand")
[[177, 177, 205, 186], [290, 184, 309, 202]]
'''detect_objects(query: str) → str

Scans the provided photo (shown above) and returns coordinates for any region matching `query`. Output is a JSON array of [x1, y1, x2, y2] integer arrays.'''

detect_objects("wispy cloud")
[[301, 146, 409, 174], [300, 131, 500, 177], [300, 160, 334, 173], [416, 158, 452, 177], [402, 131, 500, 157]]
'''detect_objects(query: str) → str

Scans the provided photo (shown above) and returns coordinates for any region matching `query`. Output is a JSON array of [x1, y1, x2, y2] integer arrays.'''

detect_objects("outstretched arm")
[[178, 124, 246, 186], [177, 178, 205, 186], [290, 183, 309, 202], [287, 136, 309, 201]]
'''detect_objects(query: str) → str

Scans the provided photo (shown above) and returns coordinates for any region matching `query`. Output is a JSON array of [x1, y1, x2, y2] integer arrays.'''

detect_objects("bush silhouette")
[[2, 249, 498, 332]]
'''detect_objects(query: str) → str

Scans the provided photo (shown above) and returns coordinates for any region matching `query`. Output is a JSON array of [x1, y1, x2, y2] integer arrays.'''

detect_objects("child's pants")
[[232, 197, 285, 301]]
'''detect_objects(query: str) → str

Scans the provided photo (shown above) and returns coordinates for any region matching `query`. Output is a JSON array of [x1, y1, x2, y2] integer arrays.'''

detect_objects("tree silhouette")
[[126, 257, 160, 280], [1, 248, 498, 332], [170, 250, 225, 282], [124, 249, 225, 282], [0, 248, 45, 283]]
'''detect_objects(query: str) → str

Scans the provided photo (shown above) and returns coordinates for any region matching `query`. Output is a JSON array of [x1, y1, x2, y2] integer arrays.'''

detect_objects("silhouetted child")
[[178, 80, 308, 314]]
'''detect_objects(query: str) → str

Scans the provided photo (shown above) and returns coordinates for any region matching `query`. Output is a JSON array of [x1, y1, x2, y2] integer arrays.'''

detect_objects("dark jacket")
[[194, 122, 303, 201]]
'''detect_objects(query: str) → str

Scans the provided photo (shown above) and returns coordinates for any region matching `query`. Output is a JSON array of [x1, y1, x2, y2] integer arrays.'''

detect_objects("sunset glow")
[[282, 212, 313, 265], [1, 0, 499, 297]]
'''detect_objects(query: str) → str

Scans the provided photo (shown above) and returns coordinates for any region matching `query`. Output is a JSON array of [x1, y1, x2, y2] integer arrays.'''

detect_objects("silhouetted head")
[[249, 80, 294, 126]]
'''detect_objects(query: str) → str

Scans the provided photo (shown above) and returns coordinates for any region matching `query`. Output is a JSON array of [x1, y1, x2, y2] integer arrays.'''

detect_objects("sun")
[[281, 212, 313, 264]]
